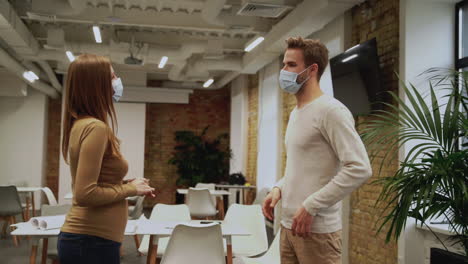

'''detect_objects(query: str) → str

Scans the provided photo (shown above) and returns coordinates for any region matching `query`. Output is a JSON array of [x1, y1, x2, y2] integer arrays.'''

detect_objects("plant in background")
[[360, 68, 467, 256], [169, 126, 232, 187]]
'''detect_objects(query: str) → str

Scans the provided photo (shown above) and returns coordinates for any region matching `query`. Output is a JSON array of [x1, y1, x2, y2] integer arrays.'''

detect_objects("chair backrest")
[[195, 183, 216, 204], [0, 186, 24, 216], [263, 230, 281, 261], [149, 204, 191, 222], [41, 187, 58, 206], [224, 204, 268, 256], [160, 224, 225, 264], [138, 204, 192, 254], [187, 188, 217, 218], [128, 196, 145, 219]]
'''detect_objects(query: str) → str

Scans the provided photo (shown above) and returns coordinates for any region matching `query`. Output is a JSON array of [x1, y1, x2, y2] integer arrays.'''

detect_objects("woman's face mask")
[[278, 66, 311, 94], [112, 77, 123, 102]]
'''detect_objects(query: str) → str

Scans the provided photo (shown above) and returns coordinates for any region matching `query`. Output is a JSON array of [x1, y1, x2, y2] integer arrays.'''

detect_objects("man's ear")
[[310, 64, 319, 76]]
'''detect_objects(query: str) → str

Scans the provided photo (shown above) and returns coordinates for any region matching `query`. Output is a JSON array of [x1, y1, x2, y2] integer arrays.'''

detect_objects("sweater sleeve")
[[73, 121, 137, 207], [302, 105, 372, 215], [273, 177, 285, 190]]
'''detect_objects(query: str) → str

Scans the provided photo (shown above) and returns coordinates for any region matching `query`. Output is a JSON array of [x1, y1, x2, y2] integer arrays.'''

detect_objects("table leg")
[[146, 235, 153, 264], [25, 196, 31, 221], [150, 236, 159, 264], [30, 238, 39, 264], [240, 189, 244, 204], [9, 216, 19, 246], [31, 192, 36, 217], [219, 197, 225, 220], [226, 236, 233, 264], [41, 238, 48, 264]]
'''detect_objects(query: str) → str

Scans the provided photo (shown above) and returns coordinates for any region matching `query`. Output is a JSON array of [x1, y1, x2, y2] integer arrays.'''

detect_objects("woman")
[[58, 54, 155, 264]]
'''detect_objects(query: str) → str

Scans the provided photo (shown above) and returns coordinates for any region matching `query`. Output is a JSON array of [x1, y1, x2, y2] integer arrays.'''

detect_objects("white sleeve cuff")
[[302, 199, 319, 216]]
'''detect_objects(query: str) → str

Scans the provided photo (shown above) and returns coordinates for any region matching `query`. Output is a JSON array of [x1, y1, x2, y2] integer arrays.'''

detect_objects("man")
[[262, 37, 372, 264]]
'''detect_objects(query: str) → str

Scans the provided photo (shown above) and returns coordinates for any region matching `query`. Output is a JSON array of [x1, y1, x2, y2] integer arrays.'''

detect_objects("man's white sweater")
[[276, 94, 372, 233]]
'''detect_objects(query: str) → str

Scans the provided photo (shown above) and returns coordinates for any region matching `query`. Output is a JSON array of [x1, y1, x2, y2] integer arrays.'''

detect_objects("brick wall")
[[349, 0, 399, 263], [45, 97, 62, 197], [144, 85, 231, 207], [246, 74, 259, 185], [281, 90, 296, 176]]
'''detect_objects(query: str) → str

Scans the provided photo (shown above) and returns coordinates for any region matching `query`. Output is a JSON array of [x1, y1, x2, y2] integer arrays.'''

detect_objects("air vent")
[[237, 2, 292, 18], [26, 12, 56, 22]]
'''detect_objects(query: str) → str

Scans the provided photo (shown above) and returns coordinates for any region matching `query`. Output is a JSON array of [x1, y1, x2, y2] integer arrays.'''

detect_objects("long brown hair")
[[62, 54, 120, 162]]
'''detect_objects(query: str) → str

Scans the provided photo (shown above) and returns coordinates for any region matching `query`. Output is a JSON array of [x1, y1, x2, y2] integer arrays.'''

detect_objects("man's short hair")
[[286, 37, 329, 80]]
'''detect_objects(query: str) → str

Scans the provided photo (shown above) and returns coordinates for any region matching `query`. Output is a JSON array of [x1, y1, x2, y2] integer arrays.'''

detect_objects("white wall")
[[230, 75, 248, 175], [257, 59, 283, 193], [114, 102, 146, 180], [399, 0, 455, 263], [58, 101, 147, 203], [0, 88, 48, 207]]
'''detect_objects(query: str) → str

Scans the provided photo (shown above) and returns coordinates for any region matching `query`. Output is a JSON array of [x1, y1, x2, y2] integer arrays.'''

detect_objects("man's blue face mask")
[[278, 66, 311, 94]]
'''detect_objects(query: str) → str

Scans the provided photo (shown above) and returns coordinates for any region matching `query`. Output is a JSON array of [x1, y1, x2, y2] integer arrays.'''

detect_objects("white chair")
[[224, 204, 268, 257], [40, 204, 71, 262], [138, 204, 191, 257], [195, 183, 217, 203], [160, 223, 225, 264], [187, 188, 217, 219], [127, 196, 145, 255], [241, 230, 280, 264], [41, 187, 58, 206], [128, 196, 144, 220]]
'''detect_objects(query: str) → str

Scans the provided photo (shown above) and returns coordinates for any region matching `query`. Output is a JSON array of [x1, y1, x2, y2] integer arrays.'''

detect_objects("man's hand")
[[291, 206, 314, 238], [262, 187, 281, 220]]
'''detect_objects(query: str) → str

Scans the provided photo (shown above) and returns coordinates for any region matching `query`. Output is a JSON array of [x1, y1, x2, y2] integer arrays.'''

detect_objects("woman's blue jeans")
[[57, 232, 121, 264]]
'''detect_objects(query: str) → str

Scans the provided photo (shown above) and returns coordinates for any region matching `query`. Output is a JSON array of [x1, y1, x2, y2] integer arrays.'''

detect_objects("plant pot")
[[430, 248, 468, 264]]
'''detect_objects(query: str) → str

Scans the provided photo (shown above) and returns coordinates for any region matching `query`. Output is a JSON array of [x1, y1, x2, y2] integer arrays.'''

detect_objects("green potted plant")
[[168, 126, 232, 188], [360, 68, 467, 259]]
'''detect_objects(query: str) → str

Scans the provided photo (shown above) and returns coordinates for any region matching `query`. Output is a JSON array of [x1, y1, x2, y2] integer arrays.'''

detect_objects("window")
[[456, 1, 468, 150], [456, 0, 468, 69]]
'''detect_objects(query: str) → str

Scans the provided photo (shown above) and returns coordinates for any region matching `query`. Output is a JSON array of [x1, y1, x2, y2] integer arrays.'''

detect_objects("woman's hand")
[[130, 178, 155, 197]]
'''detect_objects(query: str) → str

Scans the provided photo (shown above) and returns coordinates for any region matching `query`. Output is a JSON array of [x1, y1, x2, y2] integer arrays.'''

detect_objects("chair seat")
[[223, 238, 266, 257], [138, 237, 169, 256]]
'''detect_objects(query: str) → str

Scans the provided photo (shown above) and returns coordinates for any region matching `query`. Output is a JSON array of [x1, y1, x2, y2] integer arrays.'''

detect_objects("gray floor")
[[0, 233, 147, 264]]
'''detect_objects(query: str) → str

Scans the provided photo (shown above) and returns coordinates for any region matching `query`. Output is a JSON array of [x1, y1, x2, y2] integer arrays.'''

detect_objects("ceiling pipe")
[[0, 47, 59, 98], [37, 60, 62, 92]]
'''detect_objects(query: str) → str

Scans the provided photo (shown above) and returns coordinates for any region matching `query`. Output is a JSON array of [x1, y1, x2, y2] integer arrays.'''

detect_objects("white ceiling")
[[0, 0, 363, 94]]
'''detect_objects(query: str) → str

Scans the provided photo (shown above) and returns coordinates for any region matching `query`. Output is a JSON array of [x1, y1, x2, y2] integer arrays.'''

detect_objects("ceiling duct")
[[237, 0, 292, 18]]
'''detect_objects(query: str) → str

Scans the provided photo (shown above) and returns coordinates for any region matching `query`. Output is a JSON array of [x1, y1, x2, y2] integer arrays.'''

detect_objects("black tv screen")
[[330, 38, 383, 116]]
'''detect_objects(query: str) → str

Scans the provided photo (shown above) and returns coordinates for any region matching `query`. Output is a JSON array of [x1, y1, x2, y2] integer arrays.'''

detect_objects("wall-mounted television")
[[330, 38, 383, 116]]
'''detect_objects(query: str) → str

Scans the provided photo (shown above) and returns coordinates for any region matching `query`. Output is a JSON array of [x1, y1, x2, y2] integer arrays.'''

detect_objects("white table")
[[17, 187, 43, 219], [215, 184, 256, 204], [12, 219, 249, 264], [136, 220, 250, 264], [11, 220, 139, 264]]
